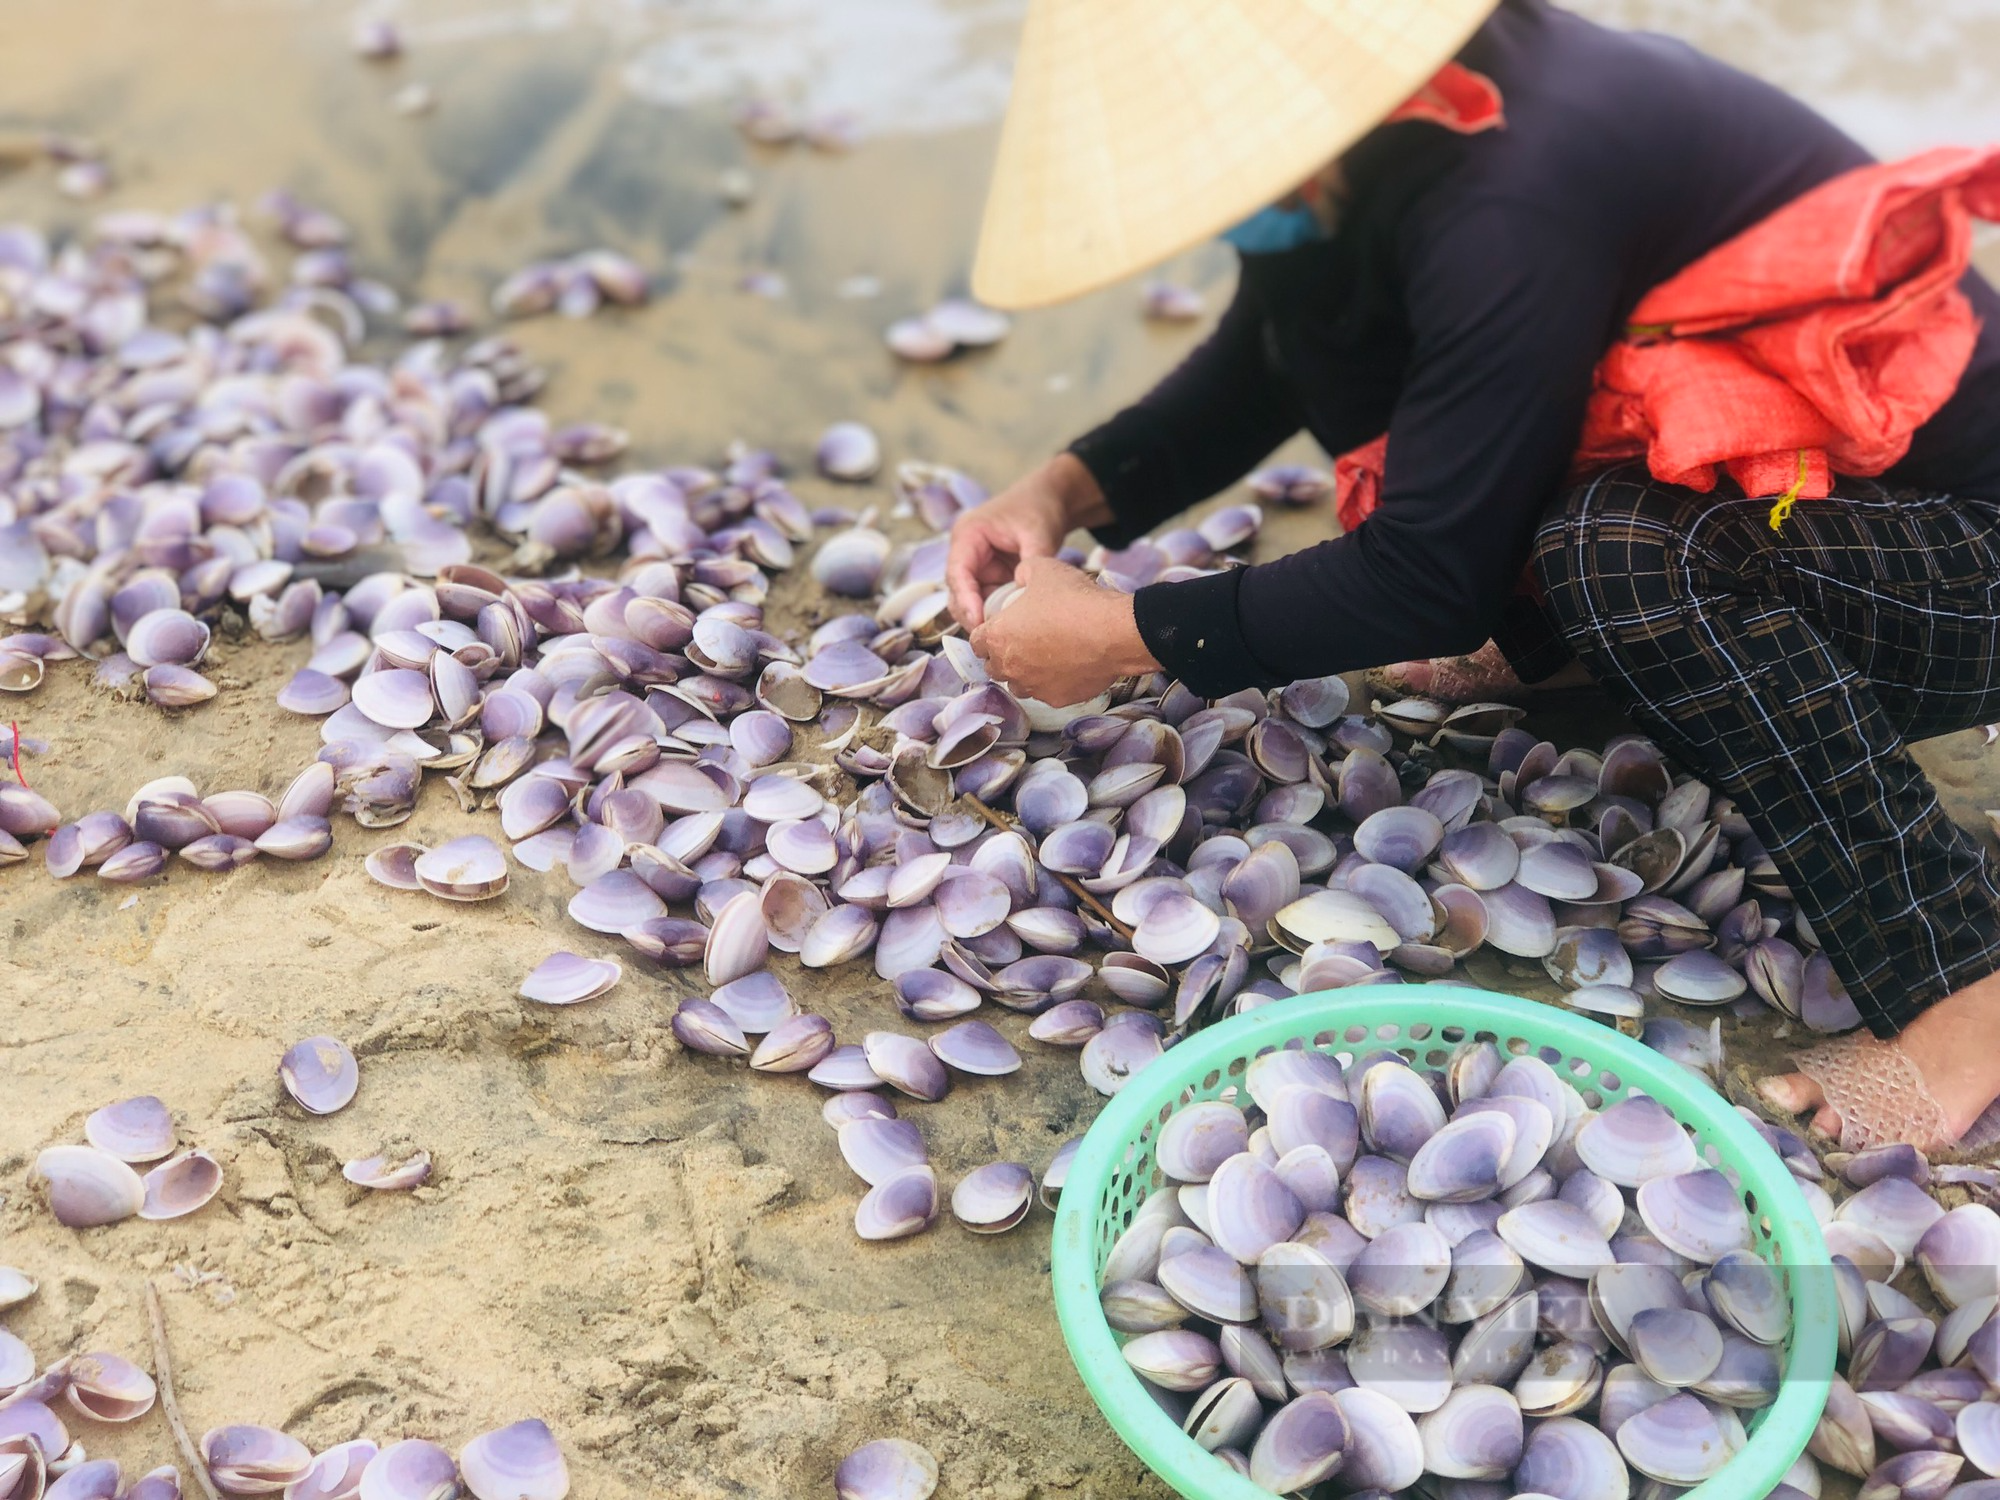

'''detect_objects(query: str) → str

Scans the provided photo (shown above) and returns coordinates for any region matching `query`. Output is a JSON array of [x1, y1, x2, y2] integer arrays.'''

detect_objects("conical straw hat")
[[972, 0, 1500, 309]]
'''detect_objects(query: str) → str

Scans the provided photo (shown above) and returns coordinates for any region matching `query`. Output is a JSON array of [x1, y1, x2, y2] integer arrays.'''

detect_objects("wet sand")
[[3, 3, 2000, 1496]]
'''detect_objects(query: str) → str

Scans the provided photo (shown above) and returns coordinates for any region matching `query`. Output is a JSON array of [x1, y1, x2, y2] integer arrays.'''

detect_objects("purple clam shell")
[[202, 1424, 315, 1494], [1636, 1168, 1754, 1263], [33, 1145, 146, 1227], [280, 1036, 359, 1114], [838, 1116, 928, 1186], [1615, 1392, 1730, 1484], [458, 1419, 568, 1500], [568, 870, 664, 933], [289, 1440, 379, 1500], [83, 1094, 175, 1162], [895, 966, 982, 1021], [342, 1150, 432, 1190], [180, 833, 260, 871], [350, 667, 436, 730], [834, 1438, 937, 1500], [277, 668, 350, 715], [862, 1031, 951, 1102], [413, 835, 507, 899], [45, 811, 133, 877], [1206, 1153, 1305, 1265], [951, 1161, 1034, 1233], [672, 999, 750, 1057], [125, 607, 211, 668], [927, 1019, 1020, 1077], [1251, 1392, 1350, 1494], [139, 1149, 223, 1220], [808, 1044, 883, 1092], [357, 1438, 459, 1500], [750, 1013, 836, 1073], [520, 952, 623, 1006], [854, 1164, 940, 1241]]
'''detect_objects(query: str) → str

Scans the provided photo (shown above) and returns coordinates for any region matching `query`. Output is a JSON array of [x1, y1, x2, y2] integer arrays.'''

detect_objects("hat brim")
[[971, 0, 1501, 310]]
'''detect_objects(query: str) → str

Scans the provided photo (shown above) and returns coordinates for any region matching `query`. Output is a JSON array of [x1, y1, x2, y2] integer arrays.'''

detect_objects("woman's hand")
[[970, 557, 1160, 706], [946, 453, 1110, 629]]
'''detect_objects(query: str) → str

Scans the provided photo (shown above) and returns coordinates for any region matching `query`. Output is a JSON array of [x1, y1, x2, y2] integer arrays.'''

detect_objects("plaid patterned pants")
[[1497, 464, 2000, 1036]]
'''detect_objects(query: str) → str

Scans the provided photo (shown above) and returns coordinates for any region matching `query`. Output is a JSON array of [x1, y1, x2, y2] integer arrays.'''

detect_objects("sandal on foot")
[[1768, 1033, 1954, 1153]]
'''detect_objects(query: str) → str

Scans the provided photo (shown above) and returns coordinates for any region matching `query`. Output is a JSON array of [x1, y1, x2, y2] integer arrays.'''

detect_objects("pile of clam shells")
[[6, 187, 1997, 1498], [0, 189, 1886, 1259], [1795, 1156, 2000, 1500], [1094, 1041, 1794, 1497], [30, 1097, 221, 1230], [489, 251, 650, 323], [0, 1288, 570, 1500]]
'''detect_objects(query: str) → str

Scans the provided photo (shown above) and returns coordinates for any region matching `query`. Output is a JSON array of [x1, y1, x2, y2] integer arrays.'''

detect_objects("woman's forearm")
[[1064, 278, 1305, 547], [1045, 451, 1114, 532]]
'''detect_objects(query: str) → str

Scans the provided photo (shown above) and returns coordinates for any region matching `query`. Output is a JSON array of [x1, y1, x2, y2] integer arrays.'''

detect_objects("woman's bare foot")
[[1370, 639, 1595, 705], [1758, 969, 2000, 1149]]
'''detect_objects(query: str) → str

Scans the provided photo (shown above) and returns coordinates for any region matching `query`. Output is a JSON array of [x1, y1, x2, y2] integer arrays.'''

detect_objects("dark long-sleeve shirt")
[[1069, 0, 2000, 697]]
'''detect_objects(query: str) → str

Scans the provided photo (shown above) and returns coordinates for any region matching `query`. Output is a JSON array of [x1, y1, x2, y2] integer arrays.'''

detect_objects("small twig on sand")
[[146, 1280, 223, 1500], [965, 795, 1135, 940]]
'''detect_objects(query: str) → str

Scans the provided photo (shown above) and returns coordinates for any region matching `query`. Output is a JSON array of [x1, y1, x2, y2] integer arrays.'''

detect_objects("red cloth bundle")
[[1337, 145, 2000, 533]]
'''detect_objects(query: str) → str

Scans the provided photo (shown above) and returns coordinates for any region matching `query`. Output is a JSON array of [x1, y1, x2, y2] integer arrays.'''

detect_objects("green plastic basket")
[[1051, 987, 1838, 1500]]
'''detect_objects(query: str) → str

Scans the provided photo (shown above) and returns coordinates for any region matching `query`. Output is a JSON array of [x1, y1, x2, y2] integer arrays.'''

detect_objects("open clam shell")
[[0, 1330, 32, 1395], [343, 1150, 431, 1191], [64, 1351, 157, 1424], [139, 1149, 223, 1220]]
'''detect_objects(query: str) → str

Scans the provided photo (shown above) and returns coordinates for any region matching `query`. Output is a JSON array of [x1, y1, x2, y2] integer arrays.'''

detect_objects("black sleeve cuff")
[[1132, 569, 1282, 699], [1067, 412, 1187, 551]]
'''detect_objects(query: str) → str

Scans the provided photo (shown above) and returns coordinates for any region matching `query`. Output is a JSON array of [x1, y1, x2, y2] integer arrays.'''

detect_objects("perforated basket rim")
[[1050, 987, 1838, 1500]]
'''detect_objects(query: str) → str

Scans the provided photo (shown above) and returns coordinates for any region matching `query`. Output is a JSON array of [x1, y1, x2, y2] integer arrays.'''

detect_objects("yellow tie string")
[[1768, 449, 1810, 532]]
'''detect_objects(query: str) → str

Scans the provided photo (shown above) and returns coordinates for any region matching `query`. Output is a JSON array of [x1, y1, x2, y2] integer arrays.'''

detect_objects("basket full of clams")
[[1051, 988, 1839, 1500]]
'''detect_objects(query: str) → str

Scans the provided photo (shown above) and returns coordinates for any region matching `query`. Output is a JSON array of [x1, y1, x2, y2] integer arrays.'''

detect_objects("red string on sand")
[[7, 721, 25, 790]]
